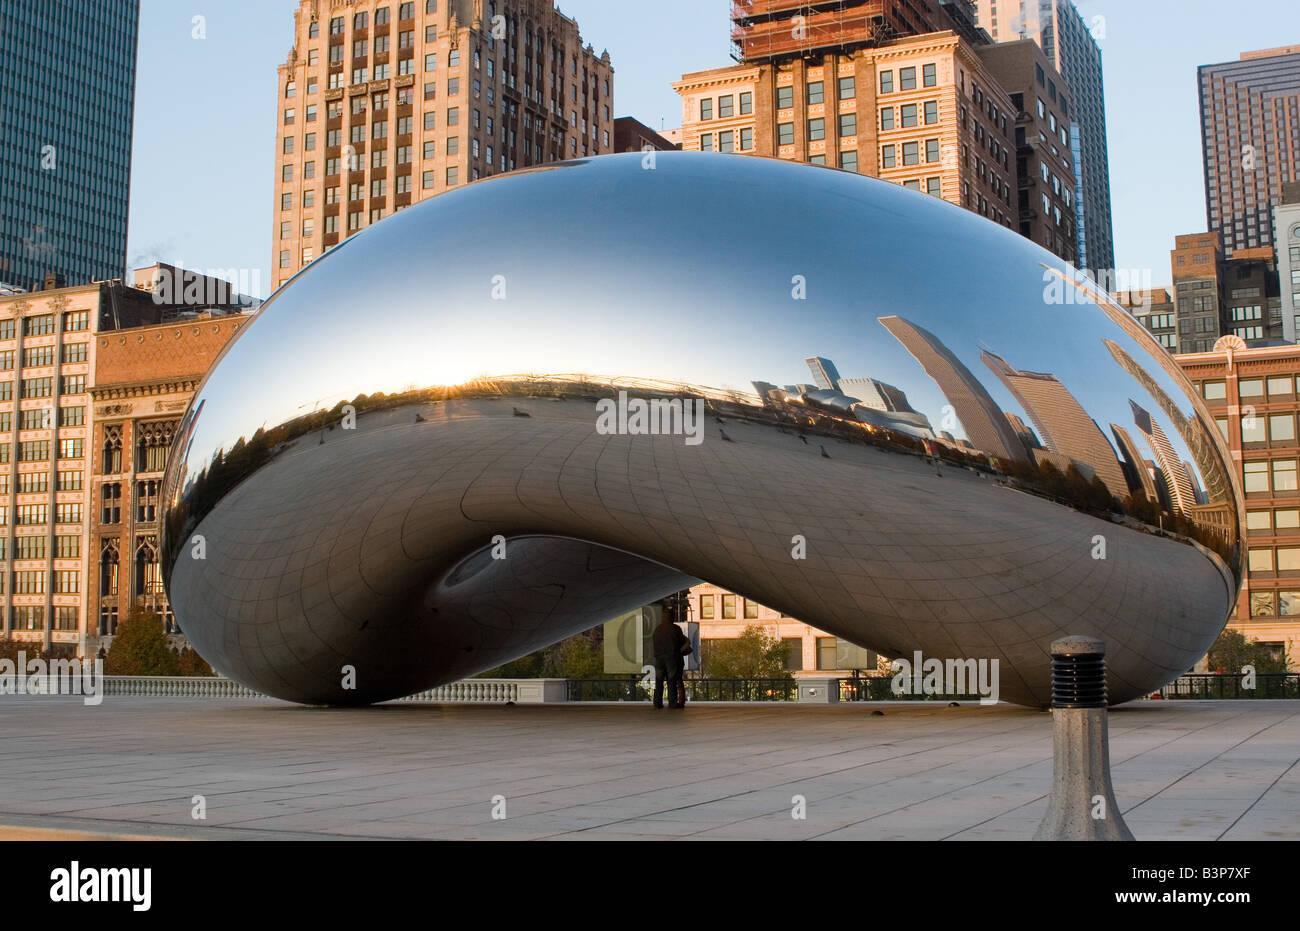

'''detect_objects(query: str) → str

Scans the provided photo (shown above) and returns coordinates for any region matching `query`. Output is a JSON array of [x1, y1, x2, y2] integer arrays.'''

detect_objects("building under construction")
[[730, 0, 986, 62]]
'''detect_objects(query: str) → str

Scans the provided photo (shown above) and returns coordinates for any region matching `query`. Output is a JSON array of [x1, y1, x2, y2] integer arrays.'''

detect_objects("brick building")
[[87, 316, 244, 647], [688, 582, 880, 677], [0, 276, 246, 654], [273, 0, 614, 285], [673, 30, 1019, 232], [975, 38, 1078, 262], [1177, 338, 1300, 668]]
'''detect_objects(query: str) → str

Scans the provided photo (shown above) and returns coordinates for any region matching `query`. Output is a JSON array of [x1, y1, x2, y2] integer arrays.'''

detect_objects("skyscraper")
[[878, 315, 1026, 460], [972, 0, 1114, 274], [981, 349, 1126, 497], [1129, 399, 1195, 515], [805, 356, 842, 391], [0, 0, 140, 289], [1109, 423, 1158, 505], [272, 0, 614, 285], [1198, 46, 1300, 256]]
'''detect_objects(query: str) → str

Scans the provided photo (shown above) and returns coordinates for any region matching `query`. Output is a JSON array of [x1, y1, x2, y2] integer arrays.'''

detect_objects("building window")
[[839, 113, 856, 136], [777, 123, 794, 146], [807, 81, 824, 105], [700, 98, 713, 121], [816, 637, 838, 670], [24, 314, 54, 336], [808, 118, 825, 141], [718, 95, 734, 118], [926, 139, 940, 163], [902, 141, 919, 166], [718, 130, 734, 153], [901, 104, 917, 127], [743, 600, 759, 619], [924, 100, 938, 124], [1275, 460, 1299, 491], [137, 480, 159, 523], [841, 150, 858, 172], [782, 638, 802, 671], [740, 91, 753, 114], [880, 70, 893, 94], [881, 144, 896, 168], [740, 127, 753, 150], [899, 67, 916, 91], [927, 177, 941, 197], [700, 133, 713, 151], [721, 594, 737, 619], [699, 594, 715, 619], [839, 76, 855, 100], [777, 86, 793, 109], [63, 311, 88, 331]]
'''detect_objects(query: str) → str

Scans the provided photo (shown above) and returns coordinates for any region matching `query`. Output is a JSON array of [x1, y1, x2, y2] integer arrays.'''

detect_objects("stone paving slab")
[[0, 697, 1296, 840]]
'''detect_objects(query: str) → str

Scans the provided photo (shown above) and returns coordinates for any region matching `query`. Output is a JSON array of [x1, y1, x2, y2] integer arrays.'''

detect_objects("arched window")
[[102, 425, 122, 475], [135, 539, 160, 597], [136, 421, 178, 473], [100, 539, 119, 597]]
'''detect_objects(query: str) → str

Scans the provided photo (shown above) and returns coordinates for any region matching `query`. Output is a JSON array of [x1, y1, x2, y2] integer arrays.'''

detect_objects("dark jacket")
[[652, 621, 688, 661]]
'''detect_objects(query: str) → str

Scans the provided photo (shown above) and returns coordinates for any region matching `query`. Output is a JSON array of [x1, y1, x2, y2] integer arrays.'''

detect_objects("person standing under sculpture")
[[652, 616, 689, 709]]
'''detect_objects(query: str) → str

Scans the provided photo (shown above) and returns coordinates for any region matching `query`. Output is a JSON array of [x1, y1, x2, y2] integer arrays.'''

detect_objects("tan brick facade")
[[273, 0, 614, 286], [88, 318, 243, 644], [673, 32, 1017, 231]]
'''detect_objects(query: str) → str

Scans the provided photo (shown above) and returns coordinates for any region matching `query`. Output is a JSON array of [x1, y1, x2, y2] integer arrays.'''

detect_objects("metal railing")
[[838, 676, 982, 702], [1156, 673, 1300, 700], [566, 677, 798, 702]]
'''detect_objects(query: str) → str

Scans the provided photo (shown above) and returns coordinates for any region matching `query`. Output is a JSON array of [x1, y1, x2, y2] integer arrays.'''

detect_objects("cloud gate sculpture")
[[161, 153, 1242, 707]]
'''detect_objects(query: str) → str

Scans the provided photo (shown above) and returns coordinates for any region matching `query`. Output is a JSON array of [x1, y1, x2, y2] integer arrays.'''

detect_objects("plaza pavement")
[[0, 697, 1296, 841]]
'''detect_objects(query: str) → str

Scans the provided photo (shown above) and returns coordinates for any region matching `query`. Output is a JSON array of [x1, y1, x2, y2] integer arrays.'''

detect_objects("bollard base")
[[1034, 706, 1135, 841]]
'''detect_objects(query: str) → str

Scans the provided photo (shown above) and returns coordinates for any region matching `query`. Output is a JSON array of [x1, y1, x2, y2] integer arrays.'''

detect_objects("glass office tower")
[[0, 0, 140, 289]]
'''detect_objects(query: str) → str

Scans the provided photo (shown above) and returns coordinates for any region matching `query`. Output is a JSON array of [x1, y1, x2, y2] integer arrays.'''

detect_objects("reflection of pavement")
[[1, 698, 1296, 841], [171, 397, 1230, 706]]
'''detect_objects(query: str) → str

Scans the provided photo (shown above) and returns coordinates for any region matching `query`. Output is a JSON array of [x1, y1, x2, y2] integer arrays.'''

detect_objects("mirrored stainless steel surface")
[[161, 153, 1243, 707]]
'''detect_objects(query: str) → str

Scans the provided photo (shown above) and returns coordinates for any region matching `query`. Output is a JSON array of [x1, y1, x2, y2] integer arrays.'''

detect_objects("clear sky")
[[125, 0, 1298, 299]]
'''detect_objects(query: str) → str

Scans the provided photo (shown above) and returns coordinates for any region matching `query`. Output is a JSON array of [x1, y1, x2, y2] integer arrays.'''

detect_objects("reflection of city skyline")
[[981, 349, 1128, 499], [877, 316, 1027, 462]]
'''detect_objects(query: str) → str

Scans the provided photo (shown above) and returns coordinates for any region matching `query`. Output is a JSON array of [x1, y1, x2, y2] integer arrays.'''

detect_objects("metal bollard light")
[[1033, 636, 1136, 841]]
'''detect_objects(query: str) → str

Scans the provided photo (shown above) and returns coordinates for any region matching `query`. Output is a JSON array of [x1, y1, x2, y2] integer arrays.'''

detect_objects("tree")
[[176, 646, 216, 677], [476, 628, 607, 679], [702, 625, 791, 679], [1207, 628, 1288, 675], [104, 611, 181, 676]]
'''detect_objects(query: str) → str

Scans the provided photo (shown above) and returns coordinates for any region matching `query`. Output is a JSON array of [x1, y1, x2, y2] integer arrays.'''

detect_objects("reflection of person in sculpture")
[[923, 438, 943, 477], [652, 616, 689, 709]]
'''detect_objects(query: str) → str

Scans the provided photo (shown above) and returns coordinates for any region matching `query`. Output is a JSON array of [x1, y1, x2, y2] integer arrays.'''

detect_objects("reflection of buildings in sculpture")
[[1130, 399, 1196, 515], [1103, 337, 1230, 507], [1185, 462, 1208, 505], [981, 350, 1128, 497], [877, 316, 1027, 461], [838, 376, 935, 439], [1042, 263, 1231, 509], [838, 377, 916, 414], [1004, 412, 1042, 450], [805, 357, 842, 392], [1110, 424, 1159, 503]]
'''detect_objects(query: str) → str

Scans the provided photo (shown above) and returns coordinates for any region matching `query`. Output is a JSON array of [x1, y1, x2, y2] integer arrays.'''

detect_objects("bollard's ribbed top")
[[1050, 636, 1105, 657]]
